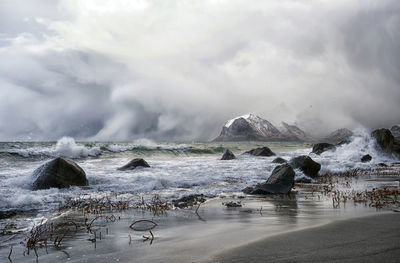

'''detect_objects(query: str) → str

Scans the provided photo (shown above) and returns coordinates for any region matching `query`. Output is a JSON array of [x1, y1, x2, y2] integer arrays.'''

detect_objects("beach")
[[211, 212, 400, 263], [1, 137, 399, 262]]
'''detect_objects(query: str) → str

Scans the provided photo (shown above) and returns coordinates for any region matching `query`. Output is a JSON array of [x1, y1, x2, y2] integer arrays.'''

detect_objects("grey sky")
[[0, 0, 399, 141]]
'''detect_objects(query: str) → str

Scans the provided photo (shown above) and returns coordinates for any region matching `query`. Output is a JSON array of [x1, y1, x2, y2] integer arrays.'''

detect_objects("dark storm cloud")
[[0, 0, 399, 141]]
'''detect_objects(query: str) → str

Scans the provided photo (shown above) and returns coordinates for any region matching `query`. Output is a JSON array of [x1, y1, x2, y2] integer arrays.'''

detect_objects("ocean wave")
[[0, 137, 101, 159], [54, 137, 101, 158]]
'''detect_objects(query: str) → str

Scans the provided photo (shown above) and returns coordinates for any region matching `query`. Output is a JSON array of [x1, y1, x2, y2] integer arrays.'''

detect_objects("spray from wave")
[[54, 137, 100, 158]]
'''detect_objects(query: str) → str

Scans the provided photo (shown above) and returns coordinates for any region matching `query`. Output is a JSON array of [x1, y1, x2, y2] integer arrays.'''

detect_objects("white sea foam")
[[54, 137, 100, 158], [0, 128, 398, 229], [311, 127, 395, 173]]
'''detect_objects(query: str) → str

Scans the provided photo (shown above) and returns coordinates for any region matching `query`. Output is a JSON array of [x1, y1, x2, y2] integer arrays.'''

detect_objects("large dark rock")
[[272, 157, 287, 164], [118, 158, 150, 171], [289, 155, 321, 178], [245, 147, 275, 157], [371, 129, 394, 154], [32, 157, 88, 190], [221, 149, 236, 160], [361, 154, 372, 163], [312, 143, 335, 155], [243, 164, 295, 195]]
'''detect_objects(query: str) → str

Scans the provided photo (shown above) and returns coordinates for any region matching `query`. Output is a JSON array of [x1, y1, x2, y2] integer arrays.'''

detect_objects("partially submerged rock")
[[118, 158, 150, 171], [0, 210, 19, 219], [312, 143, 335, 155], [289, 155, 321, 178], [272, 157, 287, 164], [361, 154, 372, 163], [173, 194, 206, 208], [221, 149, 236, 160], [223, 201, 242, 207], [295, 177, 312, 184], [243, 164, 295, 195], [371, 129, 394, 154], [32, 157, 88, 190], [245, 147, 275, 157]]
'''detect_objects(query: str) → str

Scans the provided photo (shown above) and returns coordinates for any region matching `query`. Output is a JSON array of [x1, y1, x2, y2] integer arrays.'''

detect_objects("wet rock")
[[295, 177, 312, 183], [272, 157, 287, 164], [173, 194, 206, 208], [361, 154, 372, 163], [0, 210, 18, 219], [289, 155, 321, 178], [245, 147, 275, 157], [371, 128, 394, 154], [223, 201, 242, 207], [312, 143, 335, 155], [243, 164, 295, 195], [32, 157, 88, 190], [118, 158, 150, 171], [221, 149, 236, 160]]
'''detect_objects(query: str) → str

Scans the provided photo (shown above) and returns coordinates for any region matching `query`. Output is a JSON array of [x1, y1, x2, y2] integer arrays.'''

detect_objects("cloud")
[[0, 0, 399, 141]]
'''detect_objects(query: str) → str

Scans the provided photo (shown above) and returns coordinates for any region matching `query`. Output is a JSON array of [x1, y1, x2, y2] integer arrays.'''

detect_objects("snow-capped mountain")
[[213, 114, 311, 142]]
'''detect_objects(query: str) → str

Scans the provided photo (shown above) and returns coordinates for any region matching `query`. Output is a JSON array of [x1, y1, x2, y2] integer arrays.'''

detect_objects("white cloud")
[[0, 0, 399, 140]]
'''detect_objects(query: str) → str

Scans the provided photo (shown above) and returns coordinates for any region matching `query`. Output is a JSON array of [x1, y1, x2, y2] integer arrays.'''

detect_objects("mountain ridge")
[[213, 114, 311, 142]]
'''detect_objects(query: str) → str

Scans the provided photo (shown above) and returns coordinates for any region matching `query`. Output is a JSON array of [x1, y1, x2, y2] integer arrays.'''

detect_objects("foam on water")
[[310, 128, 396, 172], [55, 137, 100, 158], [0, 128, 398, 230]]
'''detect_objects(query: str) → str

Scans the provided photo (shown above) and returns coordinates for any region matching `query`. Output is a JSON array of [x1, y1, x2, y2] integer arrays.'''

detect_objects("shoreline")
[[2, 192, 395, 263], [210, 211, 400, 263]]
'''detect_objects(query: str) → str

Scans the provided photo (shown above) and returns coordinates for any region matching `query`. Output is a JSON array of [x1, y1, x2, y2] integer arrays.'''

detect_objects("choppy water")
[[0, 128, 397, 230]]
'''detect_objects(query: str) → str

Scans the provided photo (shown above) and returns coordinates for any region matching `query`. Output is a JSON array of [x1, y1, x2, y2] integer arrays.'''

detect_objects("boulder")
[[243, 164, 295, 195], [289, 155, 321, 178], [312, 143, 335, 155], [245, 147, 275, 157], [361, 154, 372, 163], [221, 149, 236, 160], [118, 158, 150, 171], [371, 129, 394, 154], [272, 157, 287, 164], [32, 157, 88, 190]]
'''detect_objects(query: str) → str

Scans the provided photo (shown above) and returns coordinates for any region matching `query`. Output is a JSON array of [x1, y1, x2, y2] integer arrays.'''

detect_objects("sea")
[[0, 128, 396, 232]]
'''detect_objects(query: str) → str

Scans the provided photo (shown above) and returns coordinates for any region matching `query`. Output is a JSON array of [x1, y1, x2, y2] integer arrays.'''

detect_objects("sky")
[[0, 0, 399, 141]]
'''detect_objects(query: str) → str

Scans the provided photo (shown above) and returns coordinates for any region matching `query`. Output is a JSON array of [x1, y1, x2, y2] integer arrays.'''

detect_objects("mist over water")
[[0, 0, 400, 141]]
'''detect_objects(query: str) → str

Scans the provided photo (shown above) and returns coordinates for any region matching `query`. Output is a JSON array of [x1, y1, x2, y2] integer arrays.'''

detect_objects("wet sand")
[[2, 194, 392, 263], [211, 212, 400, 263]]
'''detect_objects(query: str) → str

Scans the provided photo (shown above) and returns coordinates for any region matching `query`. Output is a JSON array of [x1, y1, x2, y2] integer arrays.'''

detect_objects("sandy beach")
[[211, 212, 400, 263], [2, 191, 398, 263]]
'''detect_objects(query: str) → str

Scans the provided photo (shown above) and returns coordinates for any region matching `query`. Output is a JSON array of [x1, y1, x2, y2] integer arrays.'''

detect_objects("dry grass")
[[310, 168, 400, 209], [17, 194, 170, 257]]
